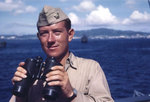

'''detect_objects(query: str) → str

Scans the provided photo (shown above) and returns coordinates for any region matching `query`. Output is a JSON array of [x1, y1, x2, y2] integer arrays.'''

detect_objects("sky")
[[0, 0, 150, 35]]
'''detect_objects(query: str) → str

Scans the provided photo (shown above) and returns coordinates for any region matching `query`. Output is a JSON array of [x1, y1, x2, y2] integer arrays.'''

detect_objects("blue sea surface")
[[0, 38, 150, 101]]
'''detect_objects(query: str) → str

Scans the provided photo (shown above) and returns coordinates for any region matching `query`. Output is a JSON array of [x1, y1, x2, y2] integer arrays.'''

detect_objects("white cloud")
[[0, 1, 20, 11], [59, 0, 67, 2], [25, 6, 37, 13], [126, 0, 136, 5], [122, 10, 150, 25], [73, 1, 96, 12], [1, 22, 36, 34], [68, 12, 80, 25], [14, 9, 24, 14], [5, 0, 13, 3], [0, 0, 37, 14], [130, 11, 150, 21], [69, 4, 120, 30], [125, 0, 136, 9], [86, 5, 118, 26]]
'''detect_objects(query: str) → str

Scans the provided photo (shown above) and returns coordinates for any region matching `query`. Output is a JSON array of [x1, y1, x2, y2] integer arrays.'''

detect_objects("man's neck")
[[57, 51, 70, 67]]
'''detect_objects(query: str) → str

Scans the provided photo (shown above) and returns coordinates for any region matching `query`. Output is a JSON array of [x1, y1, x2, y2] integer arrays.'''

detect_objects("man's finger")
[[14, 71, 27, 78], [46, 74, 63, 82], [19, 62, 25, 66], [51, 66, 65, 72], [46, 70, 64, 78], [16, 67, 27, 74]]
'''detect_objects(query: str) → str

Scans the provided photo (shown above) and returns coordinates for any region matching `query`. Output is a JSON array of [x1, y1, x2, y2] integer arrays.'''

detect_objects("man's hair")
[[64, 18, 71, 31]]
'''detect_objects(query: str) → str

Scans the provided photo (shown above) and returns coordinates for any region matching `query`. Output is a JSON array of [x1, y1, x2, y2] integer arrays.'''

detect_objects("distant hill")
[[75, 28, 150, 36], [74, 28, 150, 39]]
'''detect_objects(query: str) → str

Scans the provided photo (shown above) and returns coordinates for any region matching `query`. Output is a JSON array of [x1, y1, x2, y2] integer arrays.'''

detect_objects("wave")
[[1, 34, 150, 40]]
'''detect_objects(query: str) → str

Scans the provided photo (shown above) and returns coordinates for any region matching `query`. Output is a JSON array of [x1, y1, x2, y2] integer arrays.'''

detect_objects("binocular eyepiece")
[[12, 56, 62, 100]]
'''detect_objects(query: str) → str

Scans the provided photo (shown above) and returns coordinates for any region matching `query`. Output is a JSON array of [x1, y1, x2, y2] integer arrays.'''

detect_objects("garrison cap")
[[37, 5, 69, 27]]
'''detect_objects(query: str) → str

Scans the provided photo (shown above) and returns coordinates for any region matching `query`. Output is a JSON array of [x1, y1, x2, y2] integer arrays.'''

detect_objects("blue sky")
[[0, 0, 150, 35]]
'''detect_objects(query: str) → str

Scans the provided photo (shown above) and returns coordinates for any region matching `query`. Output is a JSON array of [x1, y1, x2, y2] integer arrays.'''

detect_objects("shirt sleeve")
[[9, 95, 16, 102], [72, 61, 114, 102], [9, 95, 27, 102]]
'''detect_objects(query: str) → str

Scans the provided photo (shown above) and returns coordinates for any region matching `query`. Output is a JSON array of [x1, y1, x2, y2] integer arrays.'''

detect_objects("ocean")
[[1, 35, 150, 102]]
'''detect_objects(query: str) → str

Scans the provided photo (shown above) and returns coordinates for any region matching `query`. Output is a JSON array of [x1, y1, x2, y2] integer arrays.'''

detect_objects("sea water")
[[0, 37, 150, 101]]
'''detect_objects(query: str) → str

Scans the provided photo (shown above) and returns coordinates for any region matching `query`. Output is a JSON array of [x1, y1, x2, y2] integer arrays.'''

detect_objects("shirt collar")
[[65, 52, 77, 70]]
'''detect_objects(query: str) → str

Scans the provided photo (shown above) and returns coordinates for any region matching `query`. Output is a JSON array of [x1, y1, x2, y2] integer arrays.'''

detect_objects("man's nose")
[[47, 32, 55, 42]]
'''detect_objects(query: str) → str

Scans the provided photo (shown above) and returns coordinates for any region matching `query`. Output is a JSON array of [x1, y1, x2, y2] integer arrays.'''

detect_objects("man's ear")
[[68, 29, 75, 42], [37, 32, 40, 39]]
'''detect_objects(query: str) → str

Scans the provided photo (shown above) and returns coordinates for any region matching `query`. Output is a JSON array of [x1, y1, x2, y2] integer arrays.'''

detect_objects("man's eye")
[[54, 32, 61, 35], [40, 32, 48, 36], [53, 30, 61, 35]]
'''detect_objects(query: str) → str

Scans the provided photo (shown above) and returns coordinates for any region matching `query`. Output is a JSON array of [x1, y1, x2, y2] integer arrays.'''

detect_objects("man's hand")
[[11, 62, 27, 84], [45, 65, 74, 98]]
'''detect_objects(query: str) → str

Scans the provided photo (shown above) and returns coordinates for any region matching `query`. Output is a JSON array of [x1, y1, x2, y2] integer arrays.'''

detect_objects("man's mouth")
[[48, 45, 58, 50]]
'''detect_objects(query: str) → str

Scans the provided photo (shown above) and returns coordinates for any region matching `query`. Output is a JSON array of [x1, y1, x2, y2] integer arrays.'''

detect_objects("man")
[[10, 5, 114, 102]]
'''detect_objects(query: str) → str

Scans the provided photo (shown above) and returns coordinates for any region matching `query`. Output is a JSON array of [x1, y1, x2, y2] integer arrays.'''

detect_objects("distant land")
[[76, 28, 150, 36], [1, 28, 150, 40]]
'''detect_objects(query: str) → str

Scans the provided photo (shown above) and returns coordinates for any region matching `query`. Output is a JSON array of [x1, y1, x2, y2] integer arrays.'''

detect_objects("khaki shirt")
[[10, 53, 114, 102]]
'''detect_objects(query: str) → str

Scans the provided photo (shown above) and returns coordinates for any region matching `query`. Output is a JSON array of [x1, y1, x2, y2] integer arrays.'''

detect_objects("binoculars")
[[12, 56, 62, 100]]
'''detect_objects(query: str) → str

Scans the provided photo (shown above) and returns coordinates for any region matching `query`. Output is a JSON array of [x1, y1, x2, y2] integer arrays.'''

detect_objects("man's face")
[[38, 21, 74, 59]]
